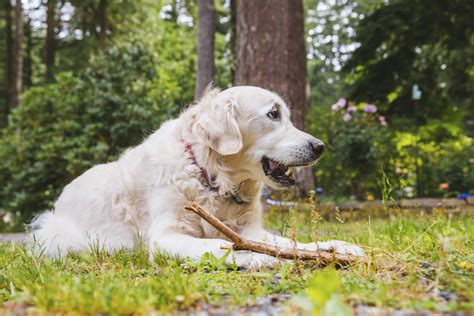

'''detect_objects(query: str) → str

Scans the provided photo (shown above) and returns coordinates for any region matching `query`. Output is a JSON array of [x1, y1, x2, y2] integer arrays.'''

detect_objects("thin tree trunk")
[[169, 0, 179, 23], [24, 17, 33, 87], [235, 0, 314, 194], [229, 0, 237, 83], [10, 0, 23, 108], [195, 0, 215, 99], [3, 0, 13, 116], [45, 0, 56, 82], [98, 0, 107, 51]]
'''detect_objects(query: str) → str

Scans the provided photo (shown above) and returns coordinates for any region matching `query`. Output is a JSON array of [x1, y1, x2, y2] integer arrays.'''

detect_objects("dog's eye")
[[267, 109, 280, 120]]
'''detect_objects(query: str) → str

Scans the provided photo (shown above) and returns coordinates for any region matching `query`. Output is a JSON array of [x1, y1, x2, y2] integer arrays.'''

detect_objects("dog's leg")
[[149, 232, 279, 269], [146, 195, 275, 269], [241, 227, 365, 256]]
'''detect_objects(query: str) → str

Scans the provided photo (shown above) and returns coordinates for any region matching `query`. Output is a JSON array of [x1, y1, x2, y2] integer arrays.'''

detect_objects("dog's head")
[[193, 86, 324, 189]]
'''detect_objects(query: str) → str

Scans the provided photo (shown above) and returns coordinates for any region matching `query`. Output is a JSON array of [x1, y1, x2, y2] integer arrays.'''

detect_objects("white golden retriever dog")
[[31, 86, 364, 268]]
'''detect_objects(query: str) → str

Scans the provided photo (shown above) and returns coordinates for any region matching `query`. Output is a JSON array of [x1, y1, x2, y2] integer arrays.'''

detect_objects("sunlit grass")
[[0, 207, 472, 314]]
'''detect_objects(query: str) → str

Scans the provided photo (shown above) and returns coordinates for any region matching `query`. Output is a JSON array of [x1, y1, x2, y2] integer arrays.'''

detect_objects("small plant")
[[378, 166, 398, 212], [295, 268, 352, 316], [309, 190, 323, 242], [195, 251, 234, 272]]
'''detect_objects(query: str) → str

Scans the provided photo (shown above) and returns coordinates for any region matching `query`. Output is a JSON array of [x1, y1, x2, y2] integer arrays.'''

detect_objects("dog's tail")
[[29, 211, 88, 257]]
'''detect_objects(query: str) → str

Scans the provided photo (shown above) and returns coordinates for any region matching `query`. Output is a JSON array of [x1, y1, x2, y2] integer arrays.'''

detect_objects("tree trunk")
[[24, 17, 33, 87], [10, 0, 23, 108], [229, 0, 237, 83], [45, 0, 56, 82], [235, 0, 314, 195], [3, 0, 13, 117], [98, 0, 107, 52], [195, 0, 215, 99]]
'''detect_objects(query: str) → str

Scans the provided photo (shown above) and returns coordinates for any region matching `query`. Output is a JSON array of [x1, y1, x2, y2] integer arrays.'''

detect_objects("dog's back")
[[30, 159, 145, 256]]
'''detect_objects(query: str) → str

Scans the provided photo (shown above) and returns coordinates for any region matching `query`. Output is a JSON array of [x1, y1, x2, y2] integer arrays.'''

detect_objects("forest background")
[[0, 0, 472, 225]]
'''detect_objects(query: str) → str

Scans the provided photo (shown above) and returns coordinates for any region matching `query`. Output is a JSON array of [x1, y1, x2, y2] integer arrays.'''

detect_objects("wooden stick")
[[184, 202, 360, 267]]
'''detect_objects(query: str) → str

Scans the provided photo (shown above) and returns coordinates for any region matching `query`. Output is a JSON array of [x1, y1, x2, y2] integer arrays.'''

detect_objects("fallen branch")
[[184, 202, 360, 267]]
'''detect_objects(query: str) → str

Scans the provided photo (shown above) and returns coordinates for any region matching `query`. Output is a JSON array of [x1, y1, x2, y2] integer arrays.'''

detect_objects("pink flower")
[[363, 103, 378, 113], [348, 105, 357, 112], [379, 115, 387, 126], [331, 98, 346, 111], [342, 112, 352, 122], [336, 98, 346, 107]]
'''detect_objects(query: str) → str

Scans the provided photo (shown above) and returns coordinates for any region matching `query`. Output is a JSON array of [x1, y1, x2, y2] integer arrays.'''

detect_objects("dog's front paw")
[[230, 252, 279, 269], [306, 240, 365, 257]]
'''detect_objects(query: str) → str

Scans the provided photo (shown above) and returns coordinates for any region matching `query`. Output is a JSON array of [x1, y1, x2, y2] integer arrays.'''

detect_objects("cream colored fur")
[[30, 86, 363, 268]]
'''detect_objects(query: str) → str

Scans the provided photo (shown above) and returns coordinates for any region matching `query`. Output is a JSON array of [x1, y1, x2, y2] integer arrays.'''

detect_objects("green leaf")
[[306, 268, 341, 310]]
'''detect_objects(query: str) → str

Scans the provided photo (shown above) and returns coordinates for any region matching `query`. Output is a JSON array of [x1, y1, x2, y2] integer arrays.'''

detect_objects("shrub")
[[0, 44, 180, 219], [310, 98, 393, 199], [393, 125, 474, 198], [308, 98, 473, 200]]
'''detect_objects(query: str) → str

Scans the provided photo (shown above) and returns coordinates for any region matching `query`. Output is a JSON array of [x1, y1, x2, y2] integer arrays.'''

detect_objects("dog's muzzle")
[[261, 139, 325, 186]]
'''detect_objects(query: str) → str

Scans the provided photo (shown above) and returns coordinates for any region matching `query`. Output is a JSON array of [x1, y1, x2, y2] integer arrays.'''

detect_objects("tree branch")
[[184, 202, 361, 267]]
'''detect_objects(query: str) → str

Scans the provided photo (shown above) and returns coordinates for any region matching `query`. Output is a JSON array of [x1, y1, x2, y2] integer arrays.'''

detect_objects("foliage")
[[309, 97, 473, 198], [0, 0, 472, 217], [392, 126, 474, 197], [309, 98, 392, 199], [52, 1, 143, 76], [1, 207, 473, 314], [0, 1, 236, 217], [305, 0, 383, 117], [343, 0, 474, 127], [0, 44, 166, 219], [305, 0, 473, 199]]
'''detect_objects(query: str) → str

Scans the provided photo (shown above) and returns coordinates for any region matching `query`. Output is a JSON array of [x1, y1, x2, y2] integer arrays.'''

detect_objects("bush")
[[309, 98, 392, 199], [0, 44, 182, 219], [393, 125, 474, 198], [308, 98, 473, 200]]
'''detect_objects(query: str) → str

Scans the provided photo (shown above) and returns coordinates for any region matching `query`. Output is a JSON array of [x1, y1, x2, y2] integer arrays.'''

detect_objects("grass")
[[0, 206, 473, 315]]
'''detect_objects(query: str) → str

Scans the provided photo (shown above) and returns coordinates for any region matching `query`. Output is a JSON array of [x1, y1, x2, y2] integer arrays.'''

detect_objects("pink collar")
[[179, 133, 248, 204], [179, 134, 219, 192]]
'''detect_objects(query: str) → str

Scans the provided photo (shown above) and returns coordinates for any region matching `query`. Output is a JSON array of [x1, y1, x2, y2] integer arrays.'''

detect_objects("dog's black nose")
[[308, 139, 325, 158]]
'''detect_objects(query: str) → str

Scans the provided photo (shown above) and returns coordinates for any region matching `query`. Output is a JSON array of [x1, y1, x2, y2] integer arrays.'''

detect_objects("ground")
[[0, 205, 473, 315]]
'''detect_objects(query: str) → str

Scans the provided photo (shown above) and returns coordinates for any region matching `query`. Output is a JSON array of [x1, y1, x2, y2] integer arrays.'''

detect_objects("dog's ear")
[[195, 96, 243, 155]]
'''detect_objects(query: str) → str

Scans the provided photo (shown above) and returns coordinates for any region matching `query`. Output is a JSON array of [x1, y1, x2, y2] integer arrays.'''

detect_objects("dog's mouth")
[[262, 156, 312, 186]]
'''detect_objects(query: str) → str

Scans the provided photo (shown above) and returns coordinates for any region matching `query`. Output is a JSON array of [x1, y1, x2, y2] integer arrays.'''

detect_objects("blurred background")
[[0, 0, 473, 225]]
